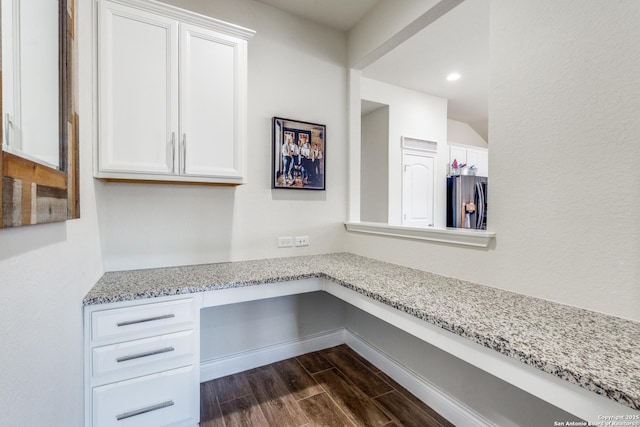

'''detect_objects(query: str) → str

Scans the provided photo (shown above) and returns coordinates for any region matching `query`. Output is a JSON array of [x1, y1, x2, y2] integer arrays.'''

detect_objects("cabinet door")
[[466, 148, 489, 177], [179, 23, 246, 180], [449, 145, 467, 167], [98, 1, 178, 175]]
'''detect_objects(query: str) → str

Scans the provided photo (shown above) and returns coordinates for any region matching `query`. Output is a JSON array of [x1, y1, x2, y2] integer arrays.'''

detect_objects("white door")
[[180, 24, 242, 179], [402, 152, 434, 227], [98, 0, 179, 174]]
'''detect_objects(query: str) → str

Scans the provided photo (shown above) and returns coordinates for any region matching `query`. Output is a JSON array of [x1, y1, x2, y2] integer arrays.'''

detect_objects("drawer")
[[92, 330, 195, 385], [92, 365, 197, 427], [92, 298, 195, 343]]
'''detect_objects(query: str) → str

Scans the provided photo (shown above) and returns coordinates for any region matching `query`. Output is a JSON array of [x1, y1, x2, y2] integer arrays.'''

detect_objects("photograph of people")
[[273, 118, 325, 190]]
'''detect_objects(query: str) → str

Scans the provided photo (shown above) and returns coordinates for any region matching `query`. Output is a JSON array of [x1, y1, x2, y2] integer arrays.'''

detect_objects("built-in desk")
[[83, 253, 640, 426]]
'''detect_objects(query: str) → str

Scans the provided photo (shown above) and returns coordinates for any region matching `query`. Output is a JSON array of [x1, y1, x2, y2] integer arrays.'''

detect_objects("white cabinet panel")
[[98, 0, 178, 174], [180, 24, 242, 178]]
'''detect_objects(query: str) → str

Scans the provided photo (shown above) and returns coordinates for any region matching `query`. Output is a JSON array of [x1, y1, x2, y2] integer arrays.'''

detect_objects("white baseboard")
[[345, 331, 496, 427], [200, 328, 347, 381], [200, 327, 491, 426]]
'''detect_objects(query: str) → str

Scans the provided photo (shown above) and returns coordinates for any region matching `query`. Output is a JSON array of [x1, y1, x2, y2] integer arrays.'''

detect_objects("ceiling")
[[255, 0, 381, 32], [256, 0, 490, 141]]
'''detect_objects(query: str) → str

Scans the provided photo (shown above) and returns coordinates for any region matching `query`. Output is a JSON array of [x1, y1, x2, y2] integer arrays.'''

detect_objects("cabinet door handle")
[[116, 346, 175, 363], [171, 132, 176, 174], [116, 313, 175, 327], [182, 134, 187, 174], [116, 400, 174, 421]]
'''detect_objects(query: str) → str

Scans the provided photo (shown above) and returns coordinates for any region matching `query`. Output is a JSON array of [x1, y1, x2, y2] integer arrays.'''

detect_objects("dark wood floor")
[[200, 344, 454, 427]]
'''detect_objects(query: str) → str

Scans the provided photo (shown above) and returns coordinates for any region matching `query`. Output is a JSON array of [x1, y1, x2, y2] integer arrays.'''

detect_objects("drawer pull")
[[116, 400, 174, 421], [116, 313, 175, 327], [116, 346, 175, 363]]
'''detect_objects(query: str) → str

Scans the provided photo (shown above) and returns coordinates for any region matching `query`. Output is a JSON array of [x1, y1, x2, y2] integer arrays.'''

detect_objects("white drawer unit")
[[84, 296, 200, 427]]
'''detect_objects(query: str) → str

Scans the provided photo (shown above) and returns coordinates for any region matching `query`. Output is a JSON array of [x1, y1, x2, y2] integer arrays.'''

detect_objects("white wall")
[[361, 77, 448, 227], [347, 0, 640, 322], [101, 0, 348, 271], [201, 292, 347, 361], [360, 105, 389, 223], [0, 3, 104, 426], [447, 119, 487, 147]]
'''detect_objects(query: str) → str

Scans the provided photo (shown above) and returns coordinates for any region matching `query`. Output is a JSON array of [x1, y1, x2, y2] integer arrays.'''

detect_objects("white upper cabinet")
[[448, 144, 489, 177], [96, 0, 254, 184]]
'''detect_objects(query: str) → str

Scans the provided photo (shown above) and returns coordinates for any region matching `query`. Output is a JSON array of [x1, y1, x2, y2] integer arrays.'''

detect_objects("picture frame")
[[272, 117, 326, 190]]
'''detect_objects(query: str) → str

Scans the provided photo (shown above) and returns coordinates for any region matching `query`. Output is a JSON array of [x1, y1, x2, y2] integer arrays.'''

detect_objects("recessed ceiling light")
[[446, 72, 461, 81]]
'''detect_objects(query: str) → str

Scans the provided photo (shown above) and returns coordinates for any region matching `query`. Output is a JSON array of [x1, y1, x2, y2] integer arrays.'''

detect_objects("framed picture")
[[272, 117, 326, 190]]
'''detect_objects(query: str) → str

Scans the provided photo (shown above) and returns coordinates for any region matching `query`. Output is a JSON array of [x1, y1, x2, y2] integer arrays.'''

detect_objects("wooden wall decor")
[[0, 0, 79, 228]]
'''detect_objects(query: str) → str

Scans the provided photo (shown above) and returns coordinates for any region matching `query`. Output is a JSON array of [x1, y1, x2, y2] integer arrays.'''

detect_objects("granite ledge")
[[83, 253, 640, 411]]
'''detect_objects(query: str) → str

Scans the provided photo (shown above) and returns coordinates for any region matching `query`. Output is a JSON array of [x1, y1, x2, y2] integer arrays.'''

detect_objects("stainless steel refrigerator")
[[446, 175, 487, 230]]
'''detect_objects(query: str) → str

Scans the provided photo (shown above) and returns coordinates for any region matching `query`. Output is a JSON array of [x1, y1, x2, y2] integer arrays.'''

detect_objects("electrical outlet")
[[294, 235, 309, 247], [278, 236, 293, 248]]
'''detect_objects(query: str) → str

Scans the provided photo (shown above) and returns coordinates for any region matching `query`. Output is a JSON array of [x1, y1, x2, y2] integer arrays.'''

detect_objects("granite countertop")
[[84, 252, 640, 411]]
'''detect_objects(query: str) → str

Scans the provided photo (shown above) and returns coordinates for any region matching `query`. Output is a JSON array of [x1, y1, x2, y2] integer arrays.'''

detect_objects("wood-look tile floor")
[[200, 344, 454, 427]]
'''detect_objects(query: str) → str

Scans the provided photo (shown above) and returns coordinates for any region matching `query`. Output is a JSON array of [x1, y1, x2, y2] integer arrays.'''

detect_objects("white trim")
[[402, 136, 438, 152], [345, 331, 496, 427], [200, 278, 323, 308], [347, 68, 362, 223], [345, 221, 495, 248], [100, 0, 255, 40], [199, 328, 347, 381]]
